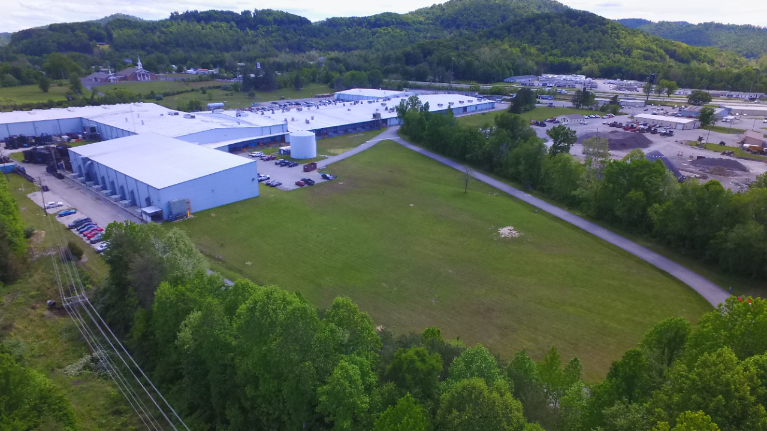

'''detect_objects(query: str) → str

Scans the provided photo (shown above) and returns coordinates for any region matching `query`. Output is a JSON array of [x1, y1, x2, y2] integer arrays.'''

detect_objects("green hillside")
[[618, 19, 767, 59], [0, 0, 765, 106]]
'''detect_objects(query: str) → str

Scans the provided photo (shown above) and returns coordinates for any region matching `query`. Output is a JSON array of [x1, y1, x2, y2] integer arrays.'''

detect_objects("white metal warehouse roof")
[[69, 133, 256, 189], [334, 88, 407, 98], [0, 102, 283, 138], [635, 114, 697, 124], [235, 94, 494, 132]]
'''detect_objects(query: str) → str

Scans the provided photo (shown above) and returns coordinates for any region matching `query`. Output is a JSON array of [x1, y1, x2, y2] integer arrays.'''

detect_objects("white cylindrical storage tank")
[[290, 130, 317, 159]]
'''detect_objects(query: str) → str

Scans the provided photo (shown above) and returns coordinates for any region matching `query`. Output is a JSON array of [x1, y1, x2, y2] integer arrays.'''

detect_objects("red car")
[[295, 180, 305, 187], [84, 227, 104, 238]]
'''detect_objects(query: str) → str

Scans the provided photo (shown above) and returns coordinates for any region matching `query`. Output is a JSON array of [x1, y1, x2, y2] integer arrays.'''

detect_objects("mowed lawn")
[[457, 106, 603, 128], [0, 82, 71, 104], [157, 83, 334, 110], [173, 140, 711, 380]]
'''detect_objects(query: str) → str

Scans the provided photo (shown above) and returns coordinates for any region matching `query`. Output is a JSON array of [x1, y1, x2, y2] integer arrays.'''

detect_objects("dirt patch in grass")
[[577, 131, 652, 151], [691, 157, 748, 172]]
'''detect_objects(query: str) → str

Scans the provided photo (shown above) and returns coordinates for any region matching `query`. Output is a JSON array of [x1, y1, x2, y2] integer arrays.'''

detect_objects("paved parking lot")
[[26, 189, 110, 249], [252, 158, 329, 191]]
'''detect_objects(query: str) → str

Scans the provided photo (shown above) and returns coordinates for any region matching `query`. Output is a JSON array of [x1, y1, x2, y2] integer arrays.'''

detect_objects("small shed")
[[743, 130, 766, 148], [279, 146, 291, 155]]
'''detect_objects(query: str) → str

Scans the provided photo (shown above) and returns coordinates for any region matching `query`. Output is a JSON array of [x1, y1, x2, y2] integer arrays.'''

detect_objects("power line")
[[37, 177, 189, 431]]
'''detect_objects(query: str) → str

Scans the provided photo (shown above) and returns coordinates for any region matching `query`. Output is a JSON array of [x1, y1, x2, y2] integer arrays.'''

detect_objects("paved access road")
[[335, 126, 730, 307]]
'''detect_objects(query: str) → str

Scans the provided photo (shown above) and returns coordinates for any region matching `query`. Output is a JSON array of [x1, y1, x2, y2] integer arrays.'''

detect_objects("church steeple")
[[137, 55, 142, 70]]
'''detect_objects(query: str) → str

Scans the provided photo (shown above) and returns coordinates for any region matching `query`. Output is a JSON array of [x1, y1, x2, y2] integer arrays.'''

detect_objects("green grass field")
[[97, 79, 223, 95], [703, 125, 746, 134], [457, 107, 602, 129], [1, 174, 139, 430], [157, 83, 334, 110], [0, 82, 71, 104], [172, 140, 711, 380]]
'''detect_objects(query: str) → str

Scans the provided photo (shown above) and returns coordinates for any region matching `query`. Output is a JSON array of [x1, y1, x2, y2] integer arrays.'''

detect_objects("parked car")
[[77, 224, 96, 234], [57, 209, 76, 217], [89, 234, 103, 244], [270, 181, 282, 187], [264, 180, 274, 186], [68, 218, 90, 229], [250, 151, 264, 157], [320, 173, 335, 180], [95, 243, 108, 253], [295, 180, 305, 187], [288, 162, 299, 168], [257, 174, 270, 182], [45, 202, 63, 209], [301, 177, 315, 186], [85, 230, 101, 239]]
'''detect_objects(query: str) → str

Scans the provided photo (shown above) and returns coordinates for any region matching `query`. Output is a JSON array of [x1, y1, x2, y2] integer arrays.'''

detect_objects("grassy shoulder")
[[703, 125, 746, 134], [171, 140, 710, 381], [397, 130, 765, 299], [457, 107, 605, 129], [685, 140, 767, 161], [1, 174, 138, 430]]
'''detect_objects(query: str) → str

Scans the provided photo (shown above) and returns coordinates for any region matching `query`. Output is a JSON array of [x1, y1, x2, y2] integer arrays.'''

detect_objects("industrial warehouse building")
[[1, 90, 496, 219], [725, 105, 767, 117], [334, 89, 406, 101], [634, 114, 699, 130], [0, 103, 287, 147], [68, 133, 259, 217], [237, 93, 496, 140]]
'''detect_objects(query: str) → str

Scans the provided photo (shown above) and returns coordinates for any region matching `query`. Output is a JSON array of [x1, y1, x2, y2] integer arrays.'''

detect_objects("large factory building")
[[68, 133, 259, 219]]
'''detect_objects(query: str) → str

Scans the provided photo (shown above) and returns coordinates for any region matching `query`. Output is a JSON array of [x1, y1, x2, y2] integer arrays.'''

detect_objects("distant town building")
[[503, 75, 538, 84]]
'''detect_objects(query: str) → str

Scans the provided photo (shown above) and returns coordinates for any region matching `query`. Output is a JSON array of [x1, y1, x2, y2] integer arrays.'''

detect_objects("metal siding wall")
[[157, 162, 260, 215]]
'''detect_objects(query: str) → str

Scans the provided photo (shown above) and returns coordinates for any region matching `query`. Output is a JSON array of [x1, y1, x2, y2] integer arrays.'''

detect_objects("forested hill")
[[617, 19, 767, 59], [0, 0, 765, 92]]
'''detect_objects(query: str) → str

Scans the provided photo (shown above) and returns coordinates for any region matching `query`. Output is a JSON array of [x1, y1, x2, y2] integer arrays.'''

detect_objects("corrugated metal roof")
[[70, 133, 255, 189]]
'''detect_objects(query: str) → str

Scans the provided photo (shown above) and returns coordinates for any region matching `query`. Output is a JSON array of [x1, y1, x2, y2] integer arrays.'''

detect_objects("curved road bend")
[[325, 126, 730, 307]]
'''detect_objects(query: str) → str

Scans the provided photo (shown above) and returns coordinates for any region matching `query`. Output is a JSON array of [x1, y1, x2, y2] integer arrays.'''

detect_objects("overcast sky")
[[3, 0, 765, 33]]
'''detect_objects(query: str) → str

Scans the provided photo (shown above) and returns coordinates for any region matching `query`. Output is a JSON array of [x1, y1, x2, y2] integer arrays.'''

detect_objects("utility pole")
[[39, 177, 47, 217]]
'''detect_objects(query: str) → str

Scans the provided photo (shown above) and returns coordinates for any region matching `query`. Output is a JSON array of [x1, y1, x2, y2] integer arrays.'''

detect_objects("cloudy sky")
[[3, 0, 765, 33]]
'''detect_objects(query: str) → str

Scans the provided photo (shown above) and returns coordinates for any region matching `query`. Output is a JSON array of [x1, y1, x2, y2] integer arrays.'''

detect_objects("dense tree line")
[[0, 176, 26, 283], [397, 96, 767, 279], [1, 0, 766, 93], [93, 219, 767, 431], [0, 350, 77, 430]]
